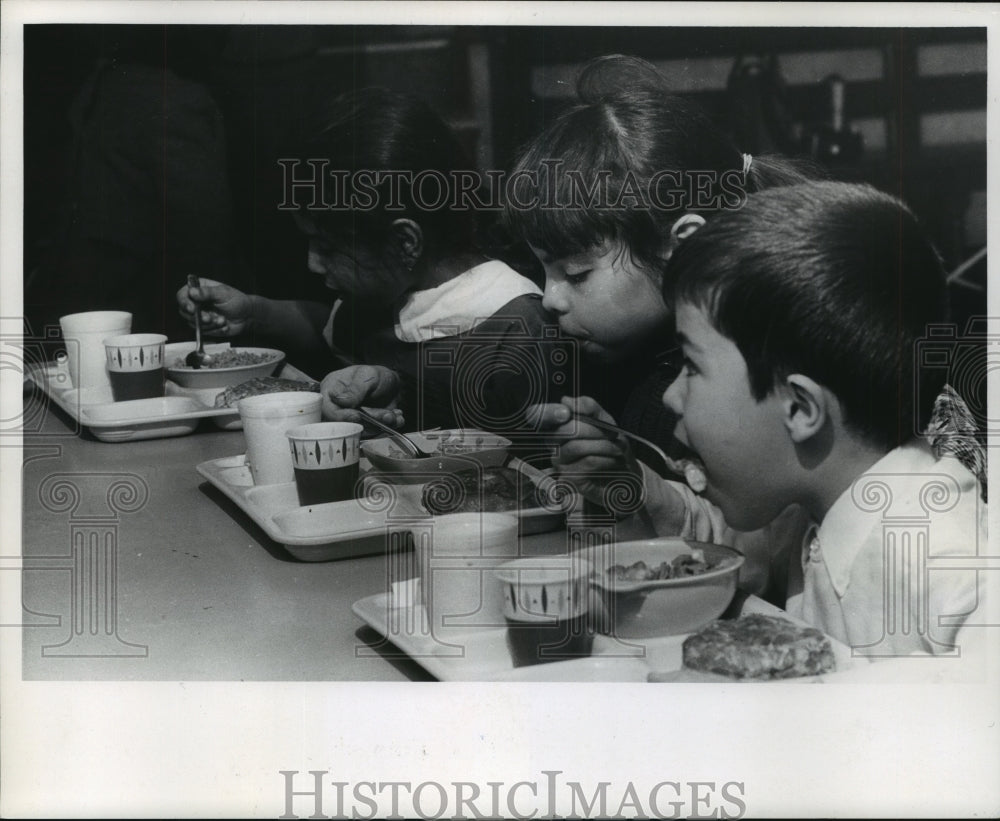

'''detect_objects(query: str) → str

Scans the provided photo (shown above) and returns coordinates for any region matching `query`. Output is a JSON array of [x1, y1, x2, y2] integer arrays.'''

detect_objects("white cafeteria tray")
[[351, 590, 870, 682], [196, 454, 573, 562], [27, 348, 316, 442]]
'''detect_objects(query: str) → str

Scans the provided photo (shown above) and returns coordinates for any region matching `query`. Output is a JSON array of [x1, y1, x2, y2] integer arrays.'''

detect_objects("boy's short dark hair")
[[668, 181, 948, 450], [298, 87, 477, 255]]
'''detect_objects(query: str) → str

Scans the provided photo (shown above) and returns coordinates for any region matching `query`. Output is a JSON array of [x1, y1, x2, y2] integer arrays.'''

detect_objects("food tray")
[[27, 349, 316, 442], [352, 591, 649, 681], [351, 590, 869, 682], [195, 454, 574, 562]]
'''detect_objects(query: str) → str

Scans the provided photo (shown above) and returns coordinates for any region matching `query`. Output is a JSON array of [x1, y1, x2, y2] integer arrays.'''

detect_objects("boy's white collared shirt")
[[785, 439, 986, 656]]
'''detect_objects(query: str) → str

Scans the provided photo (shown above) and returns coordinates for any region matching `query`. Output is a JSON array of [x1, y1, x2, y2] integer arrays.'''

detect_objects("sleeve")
[[453, 294, 568, 438], [637, 463, 729, 542], [321, 299, 343, 351], [324, 297, 396, 361], [927, 491, 990, 654]]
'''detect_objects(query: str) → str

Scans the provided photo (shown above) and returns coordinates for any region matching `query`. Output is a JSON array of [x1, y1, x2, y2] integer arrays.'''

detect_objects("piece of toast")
[[214, 376, 320, 408]]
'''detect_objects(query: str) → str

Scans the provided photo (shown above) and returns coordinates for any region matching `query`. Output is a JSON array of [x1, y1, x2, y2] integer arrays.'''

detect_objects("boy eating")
[[656, 181, 986, 655]]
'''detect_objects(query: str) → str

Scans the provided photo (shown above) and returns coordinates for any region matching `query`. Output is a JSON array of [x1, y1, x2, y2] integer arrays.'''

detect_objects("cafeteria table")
[[19, 392, 640, 682]]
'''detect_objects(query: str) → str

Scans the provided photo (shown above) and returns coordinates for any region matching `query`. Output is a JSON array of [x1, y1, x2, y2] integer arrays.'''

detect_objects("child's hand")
[[320, 365, 404, 428], [527, 396, 645, 512], [176, 278, 253, 337]]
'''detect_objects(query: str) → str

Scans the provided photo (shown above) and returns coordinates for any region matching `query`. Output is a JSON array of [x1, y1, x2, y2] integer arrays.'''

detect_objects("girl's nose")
[[662, 371, 686, 415], [541, 279, 569, 314]]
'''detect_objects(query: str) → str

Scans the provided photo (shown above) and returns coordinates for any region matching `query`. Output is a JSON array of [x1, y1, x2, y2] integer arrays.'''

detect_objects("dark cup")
[[108, 368, 166, 402], [504, 614, 594, 667], [494, 556, 594, 668], [292, 463, 360, 506], [103, 333, 167, 402]]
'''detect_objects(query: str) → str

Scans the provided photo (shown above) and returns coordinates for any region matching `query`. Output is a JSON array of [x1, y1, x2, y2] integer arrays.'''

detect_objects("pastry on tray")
[[676, 613, 836, 681]]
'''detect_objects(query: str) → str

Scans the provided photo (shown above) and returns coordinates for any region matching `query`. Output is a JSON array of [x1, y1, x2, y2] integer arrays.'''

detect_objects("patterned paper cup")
[[103, 333, 167, 401], [493, 555, 594, 667], [286, 421, 364, 506]]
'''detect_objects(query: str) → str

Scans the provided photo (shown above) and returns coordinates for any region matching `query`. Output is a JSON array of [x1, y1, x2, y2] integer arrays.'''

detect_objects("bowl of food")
[[361, 429, 512, 483], [165, 343, 285, 389], [575, 538, 744, 639]]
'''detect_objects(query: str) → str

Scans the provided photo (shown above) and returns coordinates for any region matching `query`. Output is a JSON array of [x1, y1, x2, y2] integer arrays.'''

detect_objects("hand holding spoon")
[[572, 412, 707, 490]]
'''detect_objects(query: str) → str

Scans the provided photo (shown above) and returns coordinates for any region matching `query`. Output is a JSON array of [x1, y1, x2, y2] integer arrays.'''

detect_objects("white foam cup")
[[416, 512, 520, 639], [238, 391, 323, 485], [59, 310, 132, 390]]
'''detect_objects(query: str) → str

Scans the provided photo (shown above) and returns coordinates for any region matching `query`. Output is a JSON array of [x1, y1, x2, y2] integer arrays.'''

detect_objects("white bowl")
[[576, 538, 744, 639], [361, 429, 512, 483], [165, 344, 285, 389]]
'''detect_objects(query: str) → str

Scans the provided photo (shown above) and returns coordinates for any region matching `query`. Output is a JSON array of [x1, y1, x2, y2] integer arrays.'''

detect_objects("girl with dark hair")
[[505, 55, 818, 599], [505, 54, 818, 462], [178, 88, 558, 433]]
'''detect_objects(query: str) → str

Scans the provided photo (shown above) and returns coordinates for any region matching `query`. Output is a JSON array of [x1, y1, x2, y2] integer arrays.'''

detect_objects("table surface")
[[20, 392, 631, 681], [22, 389, 993, 689]]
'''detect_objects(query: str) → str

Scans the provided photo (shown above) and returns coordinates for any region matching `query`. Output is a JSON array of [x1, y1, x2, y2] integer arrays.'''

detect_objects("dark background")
[[23, 24, 987, 346]]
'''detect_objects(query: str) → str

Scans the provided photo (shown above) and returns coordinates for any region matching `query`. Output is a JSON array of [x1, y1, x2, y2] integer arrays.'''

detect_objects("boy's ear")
[[781, 374, 829, 443], [390, 218, 423, 269]]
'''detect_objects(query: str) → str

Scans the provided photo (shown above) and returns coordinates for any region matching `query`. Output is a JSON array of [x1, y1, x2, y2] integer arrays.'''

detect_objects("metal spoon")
[[570, 412, 706, 489], [184, 274, 214, 368], [357, 409, 435, 458]]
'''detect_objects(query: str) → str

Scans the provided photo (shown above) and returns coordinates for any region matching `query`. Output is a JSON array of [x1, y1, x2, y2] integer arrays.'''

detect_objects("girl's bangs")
[[506, 189, 624, 259]]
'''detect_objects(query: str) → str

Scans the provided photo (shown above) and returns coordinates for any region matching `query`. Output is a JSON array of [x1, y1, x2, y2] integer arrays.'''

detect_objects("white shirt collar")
[[394, 260, 541, 343]]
